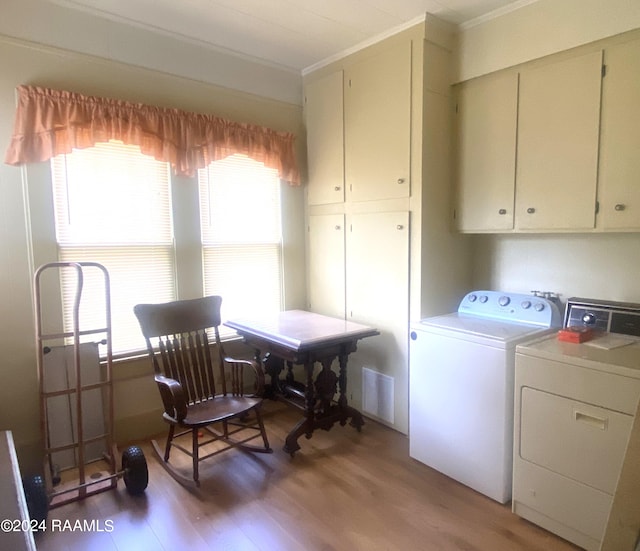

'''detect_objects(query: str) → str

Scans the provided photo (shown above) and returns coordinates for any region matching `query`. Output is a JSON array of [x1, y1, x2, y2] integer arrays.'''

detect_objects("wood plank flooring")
[[35, 402, 580, 551]]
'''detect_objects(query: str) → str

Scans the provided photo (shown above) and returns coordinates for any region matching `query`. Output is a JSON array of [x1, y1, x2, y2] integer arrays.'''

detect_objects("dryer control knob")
[[582, 312, 597, 325], [479, 295, 488, 303], [468, 294, 477, 302], [498, 296, 511, 307], [521, 300, 532, 309], [534, 302, 545, 312]]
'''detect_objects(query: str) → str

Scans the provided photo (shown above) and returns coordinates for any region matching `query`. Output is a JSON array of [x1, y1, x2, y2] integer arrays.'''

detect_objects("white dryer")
[[513, 297, 640, 551], [409, 290, 561, 503]]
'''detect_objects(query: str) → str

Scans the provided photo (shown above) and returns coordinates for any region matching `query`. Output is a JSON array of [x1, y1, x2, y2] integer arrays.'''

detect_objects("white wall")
[[455, 0, 640, 82], [0, 0, 302, 105], [472, 233, 640, 306]]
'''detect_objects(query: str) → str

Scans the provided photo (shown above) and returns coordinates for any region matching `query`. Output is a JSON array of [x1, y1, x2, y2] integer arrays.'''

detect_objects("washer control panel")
[[459, 290, 562, 327], [565, 297, 640, 337]]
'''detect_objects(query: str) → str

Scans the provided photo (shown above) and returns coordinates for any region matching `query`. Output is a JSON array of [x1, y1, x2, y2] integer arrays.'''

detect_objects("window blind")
[[51, 141, 176, 354], [199, 154, 283, 337]]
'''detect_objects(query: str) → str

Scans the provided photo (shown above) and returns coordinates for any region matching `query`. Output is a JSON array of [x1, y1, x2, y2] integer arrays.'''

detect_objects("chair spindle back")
[[134, 296, 229, 404]]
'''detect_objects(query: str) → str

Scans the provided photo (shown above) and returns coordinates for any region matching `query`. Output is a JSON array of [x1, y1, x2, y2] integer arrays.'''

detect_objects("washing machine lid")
[[413, 290, 561, 345], [416, 312, 553, 345]]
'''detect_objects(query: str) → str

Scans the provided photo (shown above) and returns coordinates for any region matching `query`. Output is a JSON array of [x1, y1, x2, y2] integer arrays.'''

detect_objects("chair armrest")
[[155, 374, 188, 422], [223, 356, 265, 397]]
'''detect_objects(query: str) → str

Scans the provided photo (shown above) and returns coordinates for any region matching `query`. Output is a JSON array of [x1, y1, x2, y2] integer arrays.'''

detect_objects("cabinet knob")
[[397, 178, 406, 185], [526, 207, 536, 214], [614, 203, 626, 211], [334, 186, 341, 191], [396, 225, 404, 230], [334, 225, 341, 230], [498, 208, 507, 215]]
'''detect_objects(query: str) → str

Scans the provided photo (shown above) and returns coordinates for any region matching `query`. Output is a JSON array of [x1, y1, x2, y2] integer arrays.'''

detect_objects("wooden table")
[[225, 310, 379, 455]]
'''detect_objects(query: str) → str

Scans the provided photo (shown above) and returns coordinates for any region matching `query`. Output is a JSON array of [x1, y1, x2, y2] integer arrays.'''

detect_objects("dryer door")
[[520, 387, 632, 494]]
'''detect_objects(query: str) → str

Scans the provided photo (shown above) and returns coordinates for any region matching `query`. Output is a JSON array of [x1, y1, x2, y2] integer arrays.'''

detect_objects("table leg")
[[285, 361, 294, 385], [283, 360, 316, 456], [315, 357, 337, 417], [304, 360, 315, 438], [283, 418, 309, 456], [338, 353, 364, 431], [337, 353, 348, 408], [261, 351, 284, 399]]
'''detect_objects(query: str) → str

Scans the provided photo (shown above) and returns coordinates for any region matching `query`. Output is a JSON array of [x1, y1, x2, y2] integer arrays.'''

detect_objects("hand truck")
[[24, 262, 148, 523]]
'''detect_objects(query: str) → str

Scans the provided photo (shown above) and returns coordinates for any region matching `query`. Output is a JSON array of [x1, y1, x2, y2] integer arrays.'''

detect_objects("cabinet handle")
[[614, 203, 626, 211], [526, 207, 536, 214], [397, 178, 406, 185], [498, 209, 507, 215], [334, 186, 341, 191], [574, 410, 607, 430]]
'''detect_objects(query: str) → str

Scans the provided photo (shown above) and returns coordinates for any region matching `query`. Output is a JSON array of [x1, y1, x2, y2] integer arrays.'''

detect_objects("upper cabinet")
[[453, 72, 518, 232], [305, 71, 345, 206], [344, 41, 412, 203], [453, 46, 625, 233], [598, 37, 640, 231], [515, 51, 603, 231]]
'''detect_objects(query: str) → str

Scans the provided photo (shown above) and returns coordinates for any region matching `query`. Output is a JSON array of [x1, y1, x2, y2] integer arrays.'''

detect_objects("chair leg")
[[164, 425, 175, 462], [192, 428, 199, 483], [255, 407, 271, 450]]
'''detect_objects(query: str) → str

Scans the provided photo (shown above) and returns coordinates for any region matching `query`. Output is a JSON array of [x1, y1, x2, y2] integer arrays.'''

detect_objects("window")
[[199, 155, 283, 338], [51, 141, 175, 354], [49, 144, 283, 354]]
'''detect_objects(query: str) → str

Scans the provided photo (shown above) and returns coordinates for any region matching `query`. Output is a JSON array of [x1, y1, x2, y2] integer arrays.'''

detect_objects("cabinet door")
[[453, 72, 518, 231], [346, 211, 409, 432], [308, 214, 345, 318], [515, 51, 603, 230], [345, 42, 411, 202], [598, 38, 640, 230], [305, 71, 345, 205], [346, 211, 409, 327]]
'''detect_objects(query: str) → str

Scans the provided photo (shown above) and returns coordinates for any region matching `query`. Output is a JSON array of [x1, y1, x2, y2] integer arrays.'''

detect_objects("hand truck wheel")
[[22, 474, 49, 526], [121, 445, 148, 495]]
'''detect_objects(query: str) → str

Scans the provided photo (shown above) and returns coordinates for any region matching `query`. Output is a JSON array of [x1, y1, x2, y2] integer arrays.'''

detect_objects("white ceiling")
[[50, 0, 535, 73]]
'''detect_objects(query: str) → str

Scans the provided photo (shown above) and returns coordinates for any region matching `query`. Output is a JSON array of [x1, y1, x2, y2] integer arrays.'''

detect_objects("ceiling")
[[50, 0, 535, 73]]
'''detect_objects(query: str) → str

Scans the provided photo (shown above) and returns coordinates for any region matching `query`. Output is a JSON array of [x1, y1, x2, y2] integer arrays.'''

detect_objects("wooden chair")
[[134, 296, 272, 486]]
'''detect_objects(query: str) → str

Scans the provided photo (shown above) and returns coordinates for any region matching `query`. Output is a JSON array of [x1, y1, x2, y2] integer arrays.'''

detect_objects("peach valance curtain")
[[4, 85, 300, 184]]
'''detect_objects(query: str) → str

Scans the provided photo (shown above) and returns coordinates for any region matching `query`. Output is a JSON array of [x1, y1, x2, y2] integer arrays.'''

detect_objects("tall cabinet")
[[304, 17, 469, 435]]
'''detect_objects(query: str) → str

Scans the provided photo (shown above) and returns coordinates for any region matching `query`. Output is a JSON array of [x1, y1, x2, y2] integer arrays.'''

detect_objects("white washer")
[[409, 290, 561, 504]]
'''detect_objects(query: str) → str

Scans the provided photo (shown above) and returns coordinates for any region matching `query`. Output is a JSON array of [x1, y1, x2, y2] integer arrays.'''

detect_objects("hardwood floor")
[[35, 402, 580, 551]]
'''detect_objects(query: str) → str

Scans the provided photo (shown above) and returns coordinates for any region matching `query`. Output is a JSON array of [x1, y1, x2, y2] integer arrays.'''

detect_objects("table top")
[[225, 310, 378, 351]]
